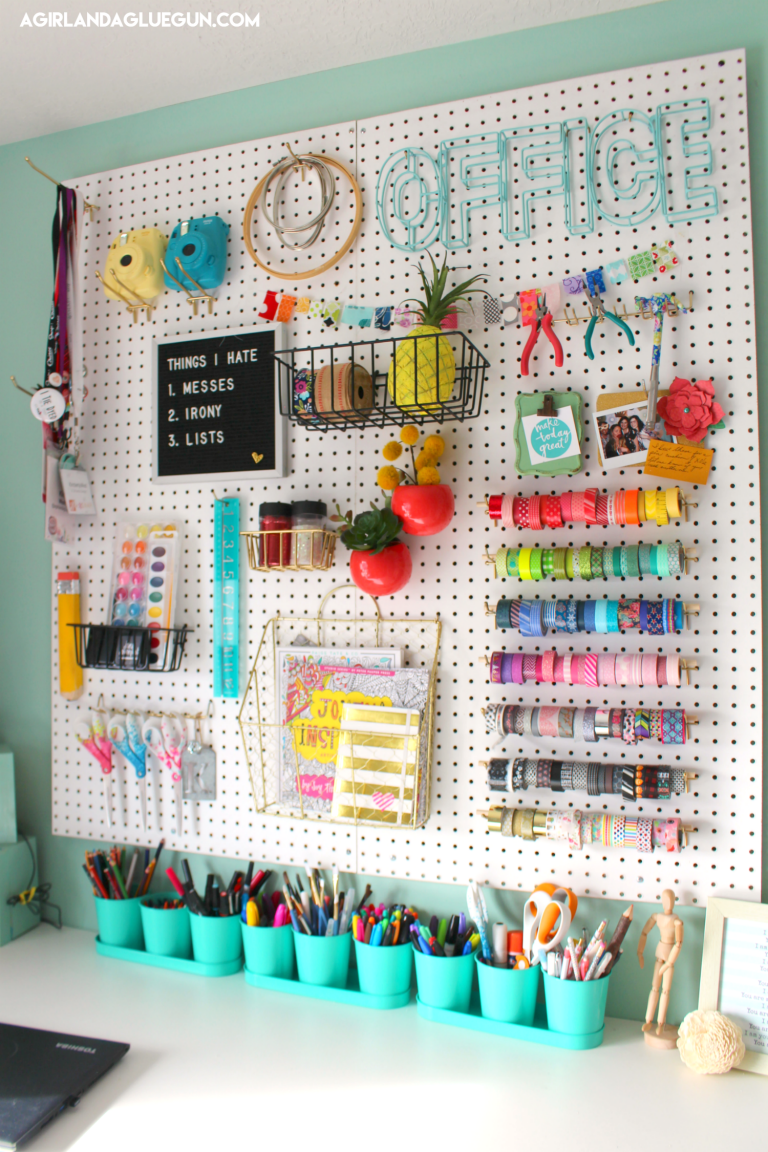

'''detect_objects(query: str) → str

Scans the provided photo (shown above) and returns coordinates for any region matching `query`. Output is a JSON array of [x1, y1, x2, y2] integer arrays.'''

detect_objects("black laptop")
[[0, 1023, 129, 1149]]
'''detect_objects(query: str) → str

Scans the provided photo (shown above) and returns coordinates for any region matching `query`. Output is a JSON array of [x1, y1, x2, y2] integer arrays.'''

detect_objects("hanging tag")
[[31, 387, 67, 423], [214, 497, 240, 698], [59, 466, 97, 516], [43, 451, 74, 543], [181, 742, 217, 801]]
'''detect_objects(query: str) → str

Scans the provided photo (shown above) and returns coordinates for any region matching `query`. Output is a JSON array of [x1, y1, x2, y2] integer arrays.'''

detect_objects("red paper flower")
[[657, 377, 724, 443]]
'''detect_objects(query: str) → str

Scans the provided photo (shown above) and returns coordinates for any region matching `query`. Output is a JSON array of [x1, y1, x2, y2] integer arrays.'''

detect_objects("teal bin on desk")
[[242, 923, 295, 979], [354, 938, 413, 997], [414, 946, 475, 1013], [294, 930, 351, 989], [94, 895, 144, 951], [543, 971, 611, 1036], [190, 912, 243, 966], [476, 956, 540, 1026], [140, 893, 192, 960]]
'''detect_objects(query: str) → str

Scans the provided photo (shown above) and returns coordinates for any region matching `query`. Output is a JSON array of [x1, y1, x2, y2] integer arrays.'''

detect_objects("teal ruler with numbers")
[[213, 497, 240, 698]]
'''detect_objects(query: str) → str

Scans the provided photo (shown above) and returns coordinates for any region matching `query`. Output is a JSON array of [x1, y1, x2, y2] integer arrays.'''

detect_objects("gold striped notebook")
[[331, 703, 422, 825]]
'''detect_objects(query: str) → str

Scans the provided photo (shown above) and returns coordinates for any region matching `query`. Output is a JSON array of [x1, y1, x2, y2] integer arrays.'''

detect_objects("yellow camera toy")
[[101, 227, 168, 307]]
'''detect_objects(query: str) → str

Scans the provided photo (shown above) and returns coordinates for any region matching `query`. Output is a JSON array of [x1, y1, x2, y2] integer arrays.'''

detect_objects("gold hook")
[[160, 257, 214, 316], [25, 156, 98, 219], [484, 601, 496, 616], [284, 142, 306, 180], [95, 270, 143, 323], [10, 375, 36, 397]]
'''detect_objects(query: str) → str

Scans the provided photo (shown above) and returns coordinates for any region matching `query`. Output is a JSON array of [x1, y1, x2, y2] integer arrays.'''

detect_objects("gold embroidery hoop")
[[243, 153, 363, 281]]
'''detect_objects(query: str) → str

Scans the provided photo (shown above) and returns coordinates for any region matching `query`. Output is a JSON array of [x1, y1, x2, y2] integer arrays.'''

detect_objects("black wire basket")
[[275, 331, 490, 432], [70, 624, 191, 672]]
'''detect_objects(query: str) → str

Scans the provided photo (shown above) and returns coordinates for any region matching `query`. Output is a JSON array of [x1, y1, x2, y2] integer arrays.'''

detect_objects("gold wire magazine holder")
[[238, 585, 442, 828]]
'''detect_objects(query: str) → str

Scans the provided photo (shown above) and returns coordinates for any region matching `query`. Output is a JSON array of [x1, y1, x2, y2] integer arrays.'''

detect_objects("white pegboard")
[[52, 49, 761, 906]]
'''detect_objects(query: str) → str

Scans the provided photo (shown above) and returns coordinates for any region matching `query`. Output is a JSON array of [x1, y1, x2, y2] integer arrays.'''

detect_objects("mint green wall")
[[0, 0, 765, 1024]]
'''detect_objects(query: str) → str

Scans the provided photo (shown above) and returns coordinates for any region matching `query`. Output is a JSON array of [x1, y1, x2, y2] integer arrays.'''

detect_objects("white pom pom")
[[677, 1009, 745, 1075]]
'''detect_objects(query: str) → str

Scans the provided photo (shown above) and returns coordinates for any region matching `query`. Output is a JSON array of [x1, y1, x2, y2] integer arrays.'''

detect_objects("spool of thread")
[[313, 361, 374, 421]]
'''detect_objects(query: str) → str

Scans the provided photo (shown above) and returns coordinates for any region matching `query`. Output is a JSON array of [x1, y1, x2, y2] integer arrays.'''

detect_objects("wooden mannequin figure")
[[637, 889, 684, 1049]]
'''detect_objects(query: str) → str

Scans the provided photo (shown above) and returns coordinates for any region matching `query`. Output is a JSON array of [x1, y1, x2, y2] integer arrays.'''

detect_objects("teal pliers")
[[583, 284, 635, 360]]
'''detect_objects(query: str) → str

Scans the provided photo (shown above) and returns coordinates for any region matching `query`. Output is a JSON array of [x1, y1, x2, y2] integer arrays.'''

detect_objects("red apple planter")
[[349, 543, 412, 596], [391, 484, 455, 536]]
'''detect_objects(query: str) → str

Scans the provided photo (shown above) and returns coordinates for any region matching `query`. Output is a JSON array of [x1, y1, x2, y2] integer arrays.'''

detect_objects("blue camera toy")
[[163, 216, 229, 293]]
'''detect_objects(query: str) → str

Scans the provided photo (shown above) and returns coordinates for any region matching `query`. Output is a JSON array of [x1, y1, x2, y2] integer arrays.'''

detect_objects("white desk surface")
[[0, 926, 762, 1151]]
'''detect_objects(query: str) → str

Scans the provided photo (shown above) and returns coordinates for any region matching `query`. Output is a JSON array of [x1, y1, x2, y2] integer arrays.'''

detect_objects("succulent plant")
[[332, 503, 403, 554]]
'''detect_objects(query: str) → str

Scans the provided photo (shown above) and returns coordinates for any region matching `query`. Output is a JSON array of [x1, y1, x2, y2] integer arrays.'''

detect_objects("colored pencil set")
[[82, 841, 164, 900]]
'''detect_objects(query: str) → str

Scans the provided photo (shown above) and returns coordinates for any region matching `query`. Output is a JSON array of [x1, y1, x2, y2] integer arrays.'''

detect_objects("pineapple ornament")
[[387, 255, 485, 410]]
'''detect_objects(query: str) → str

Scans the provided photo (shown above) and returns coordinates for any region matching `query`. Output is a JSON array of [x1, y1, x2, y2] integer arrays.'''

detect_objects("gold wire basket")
[[238, 585, 442, 828], [241, 528, 337, 572]]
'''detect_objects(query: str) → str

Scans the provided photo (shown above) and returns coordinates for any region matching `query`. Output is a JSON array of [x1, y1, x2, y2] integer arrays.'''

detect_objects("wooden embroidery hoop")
[[243, 153, 363, 281]]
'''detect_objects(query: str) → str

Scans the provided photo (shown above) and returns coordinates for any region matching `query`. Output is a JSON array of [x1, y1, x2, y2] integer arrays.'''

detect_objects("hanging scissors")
[[74, 711, 115, 829], [108, 713, 148, 831], [522, 886, 573, 964], [467, 880, 493, 961], [142, 714, 185, 835], [520, 286, 564, 376], [583, 283, 635, 360]]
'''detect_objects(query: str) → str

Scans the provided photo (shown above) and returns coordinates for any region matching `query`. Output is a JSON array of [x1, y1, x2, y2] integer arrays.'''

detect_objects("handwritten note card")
[[718, 918, 768, 1053], [643, 439, 714, 484]]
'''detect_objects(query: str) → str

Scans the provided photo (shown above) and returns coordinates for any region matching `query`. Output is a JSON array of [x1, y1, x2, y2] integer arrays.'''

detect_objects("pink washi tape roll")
[[584, 653, 599, 687], [501, 494, 515, 528], [641, 653, 659, 687], [561, 492, 573, 522], [522, 654, 537, 681], [597, 654, 617, 685], [615, 653, 633, 686], [528, 495, 542, 531], [563, 653, 574, 685], [666, 655, 681, 686], [541, 649, 557, 682], [539, 705, 560, 737]]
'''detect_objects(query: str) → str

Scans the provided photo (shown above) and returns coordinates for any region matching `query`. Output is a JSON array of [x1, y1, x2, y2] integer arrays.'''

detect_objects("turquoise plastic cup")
[[413, 946, 476, 1013], [242, 923, 295, 979], [294, 930, 351, 988], [354, 938, 413, 997], [94, 895, 144, 951], [140, 892, 192, 959], [475, 956, 541, 1025], [189, 912, 244, 965], [543, 971, 611, 1035]]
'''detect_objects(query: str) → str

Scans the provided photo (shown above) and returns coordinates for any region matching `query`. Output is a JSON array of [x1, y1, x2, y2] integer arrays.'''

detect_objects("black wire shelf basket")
[[70, 623, 191, 672], [274, 331, 490, 432]]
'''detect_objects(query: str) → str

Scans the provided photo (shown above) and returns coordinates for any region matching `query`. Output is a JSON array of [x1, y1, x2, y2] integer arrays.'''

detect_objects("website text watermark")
[[21, 11, 260, 27]]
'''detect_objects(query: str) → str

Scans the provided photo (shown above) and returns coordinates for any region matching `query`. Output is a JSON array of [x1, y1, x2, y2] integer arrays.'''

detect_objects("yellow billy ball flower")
[[377, 465, 402, 491], [417, 466, 441, 486], [382, 440, 403, 462], [400, 425, 420, 446], [422, 434, 445, 459], [414, 449, 437, 471]]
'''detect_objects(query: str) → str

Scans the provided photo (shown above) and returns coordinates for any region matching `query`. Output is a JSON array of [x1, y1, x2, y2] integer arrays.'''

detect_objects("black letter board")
[[152, 324, 286, 483]]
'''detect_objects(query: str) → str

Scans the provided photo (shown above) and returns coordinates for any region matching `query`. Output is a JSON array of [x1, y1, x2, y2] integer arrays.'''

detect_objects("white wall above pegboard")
[[52, 48, 761, 906]]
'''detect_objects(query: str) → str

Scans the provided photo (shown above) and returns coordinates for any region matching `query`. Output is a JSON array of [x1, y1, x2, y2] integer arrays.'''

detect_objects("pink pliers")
[[520, 289, 564, 376]]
